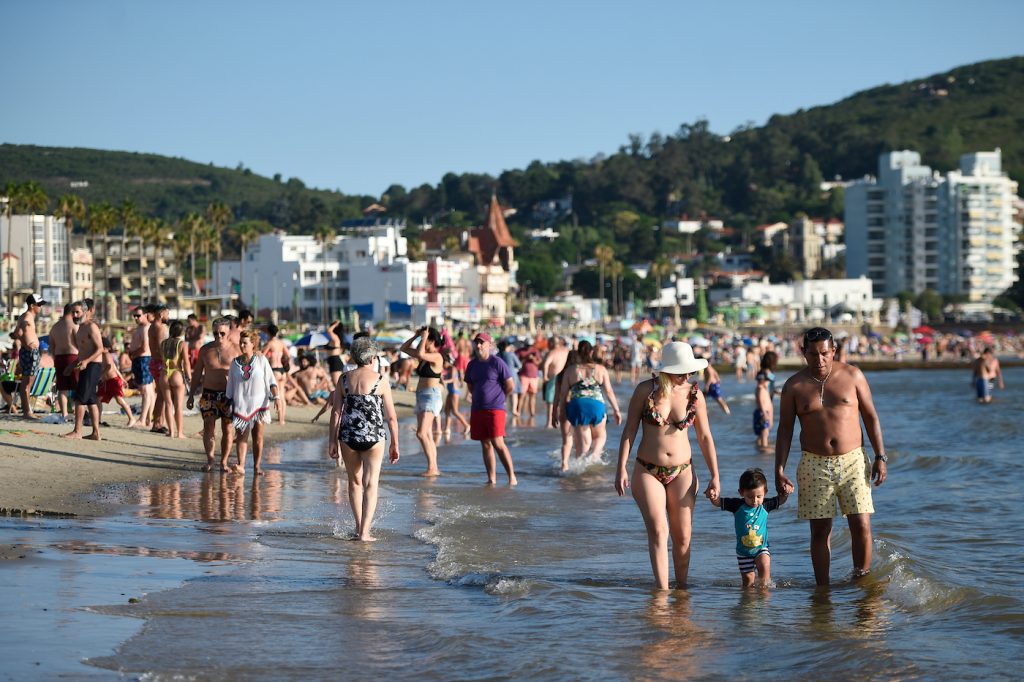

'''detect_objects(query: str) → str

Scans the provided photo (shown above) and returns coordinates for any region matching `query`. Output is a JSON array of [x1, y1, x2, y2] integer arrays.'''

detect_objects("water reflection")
[[53, 539, 230, 563], [135, 470, 285, 522], [639, 591, 713, 679]]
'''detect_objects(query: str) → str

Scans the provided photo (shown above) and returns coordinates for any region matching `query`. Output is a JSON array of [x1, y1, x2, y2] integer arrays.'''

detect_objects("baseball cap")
[[26, 294, 48, 307], [473, 332, 494, 344]]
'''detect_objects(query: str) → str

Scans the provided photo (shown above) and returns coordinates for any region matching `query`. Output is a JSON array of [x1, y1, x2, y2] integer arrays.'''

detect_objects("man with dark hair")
[[464, 332, 517, 486], [146, 304, 170, 434], [127, 305, 154, 427], [775, 327, 887, 585], [185, 314, 205, 369], [11, 294, 46, 418], [187, 317, 239, 472], [971, 347, 1004, 404], [50, 302, 80, 420], [62, 301, 104, 440]]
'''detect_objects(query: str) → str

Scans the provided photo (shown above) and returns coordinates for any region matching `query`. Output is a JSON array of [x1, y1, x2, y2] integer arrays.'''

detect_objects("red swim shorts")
[[470, 409, 506, 441], [54, 354, 79, 391]]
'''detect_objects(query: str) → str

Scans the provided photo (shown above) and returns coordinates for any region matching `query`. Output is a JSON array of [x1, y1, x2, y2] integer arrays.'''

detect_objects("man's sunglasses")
[[803, 328, 833, 343]]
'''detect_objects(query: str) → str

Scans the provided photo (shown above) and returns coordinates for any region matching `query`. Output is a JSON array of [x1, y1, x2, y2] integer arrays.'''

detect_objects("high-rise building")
[[846, 149, 1020, 303]]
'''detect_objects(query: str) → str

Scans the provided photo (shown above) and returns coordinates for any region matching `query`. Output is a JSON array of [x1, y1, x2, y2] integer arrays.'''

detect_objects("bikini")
[[636, 380, 700, 485]]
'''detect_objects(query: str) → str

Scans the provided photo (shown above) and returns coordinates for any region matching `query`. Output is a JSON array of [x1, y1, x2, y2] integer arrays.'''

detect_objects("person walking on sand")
[[541, 335, 569, 428], [128, 306, 155, 428], [615, 341, 721, 590], [702, 363, 730, 415], [329, 336, 400, 541], [465, 332, 517, 486], [49, 303, 79, 421], [62, 301, 104, 440], [775, 327, 887, 586], [159, 320, 192, 439], [187, 318, 239, 472], [147, 304, 170, 434], [11, 294, 46, 419], [971, 347, 1004, 404], [226, 329, 278, 476], [401, 327, 446, 476]]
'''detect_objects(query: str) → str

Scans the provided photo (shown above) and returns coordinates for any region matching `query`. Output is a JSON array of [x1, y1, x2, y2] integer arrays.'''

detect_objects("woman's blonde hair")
[[654, 370, 693, 400], [240, 329, 261, 350]]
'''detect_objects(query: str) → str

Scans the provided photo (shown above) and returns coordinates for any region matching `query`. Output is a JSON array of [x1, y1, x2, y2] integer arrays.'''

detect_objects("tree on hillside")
[[313, 225, 336, 322], [54, 193, 86, 304]]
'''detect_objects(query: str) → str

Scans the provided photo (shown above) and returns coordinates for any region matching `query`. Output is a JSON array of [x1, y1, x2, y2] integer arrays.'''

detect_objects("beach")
[[1, 369, 1023, 679], [0, 391, 417, 517]]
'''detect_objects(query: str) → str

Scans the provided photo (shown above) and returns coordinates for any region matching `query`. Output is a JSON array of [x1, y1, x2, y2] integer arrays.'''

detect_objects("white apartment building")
[[0, 212, 70, 305], [710, 276, 880, 324], [846, 149, 1020, 303]]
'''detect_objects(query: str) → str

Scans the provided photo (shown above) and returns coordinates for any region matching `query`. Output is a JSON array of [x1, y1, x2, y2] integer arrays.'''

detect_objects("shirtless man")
[[184, 314, 205, 369], [12, 294, 46, 418], [147, 304, 170, 433], [293, 356, 332, 405], [971, 347, 1004, 404], [775, 327, 887, 586], [62, 301, 104, 440], [127, 306, 155, 427], [187, 318, 239, 472], [263, 324, 289, 423], [50, 302, 80, 419], [540, 336, 569, 428]]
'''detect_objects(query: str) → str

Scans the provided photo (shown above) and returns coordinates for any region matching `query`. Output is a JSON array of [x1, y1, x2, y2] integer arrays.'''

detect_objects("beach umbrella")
[[294, 331, 330, 348], [912, 325, 936, 335], [689, 336, 711, 347]]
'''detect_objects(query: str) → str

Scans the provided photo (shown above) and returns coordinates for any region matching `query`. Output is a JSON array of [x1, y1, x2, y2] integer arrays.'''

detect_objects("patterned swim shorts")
[[796, 447, 874, 520], [199, 388, 233, 420]]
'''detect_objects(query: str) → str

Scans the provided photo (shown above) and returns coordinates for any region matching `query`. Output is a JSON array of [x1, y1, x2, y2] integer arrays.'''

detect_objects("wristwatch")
[[874, 453, 888, 463]]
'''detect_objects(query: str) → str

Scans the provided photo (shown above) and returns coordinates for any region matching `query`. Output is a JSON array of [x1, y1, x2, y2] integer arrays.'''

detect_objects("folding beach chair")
[[28, 366, 58, 412]]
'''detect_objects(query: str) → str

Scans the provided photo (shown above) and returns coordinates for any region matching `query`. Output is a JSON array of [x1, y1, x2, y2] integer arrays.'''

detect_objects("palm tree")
[[609, 260, 625, 317], [6, 182, 49, 310], [649, 256, 674, 322], [86, 202, 117, 319], [54, 194, 86, 305], [205, 202, 231, 295], [178, 212, 205, 298], [594, 244, 614, 317], [313, 225, 336, 323], [231, 220, 268, 310]]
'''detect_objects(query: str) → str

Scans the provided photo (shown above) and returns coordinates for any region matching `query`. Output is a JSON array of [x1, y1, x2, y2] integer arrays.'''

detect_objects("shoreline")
[[0, 391, 416, 518]]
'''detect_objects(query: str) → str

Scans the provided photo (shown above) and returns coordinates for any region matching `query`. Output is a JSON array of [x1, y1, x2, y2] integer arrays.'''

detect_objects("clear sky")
[[4, 1, 1021, 197]]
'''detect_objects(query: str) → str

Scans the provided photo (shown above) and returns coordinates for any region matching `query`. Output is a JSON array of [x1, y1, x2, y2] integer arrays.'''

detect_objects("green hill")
[[1, 56, 1021, 278]]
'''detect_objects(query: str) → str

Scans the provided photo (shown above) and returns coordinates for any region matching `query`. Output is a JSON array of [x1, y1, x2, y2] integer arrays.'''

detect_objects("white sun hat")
[[658, 341, 708, 375]]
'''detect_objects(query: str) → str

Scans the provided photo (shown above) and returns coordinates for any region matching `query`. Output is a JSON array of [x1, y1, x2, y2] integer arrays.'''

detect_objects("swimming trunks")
[[543, 377, 557, 403], [132, 356, 153, 385], [74, 362, 102, 406], [736, 550, 770, 574], [706, 382, 722, 400], [54, 354, 79, 391], [97, 375, 125, 404], [149, 357, 164, 381], [469, 408, 506, 441], [520, 376, 538, 394], [199, 388, 233, 420], [975, 377, 992, 399], [310, 389, 330, 400], [796, 447, 874, 520], [636, 456, 689, 486], [18, 347, 40, 379], [752, 408, 770, 434]]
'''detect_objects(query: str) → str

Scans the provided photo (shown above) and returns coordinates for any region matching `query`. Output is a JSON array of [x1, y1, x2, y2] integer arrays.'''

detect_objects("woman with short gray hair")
[[329, 335, 400, 541]]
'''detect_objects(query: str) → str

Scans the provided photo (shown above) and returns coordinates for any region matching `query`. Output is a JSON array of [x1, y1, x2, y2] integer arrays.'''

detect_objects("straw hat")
[[658, 342, 708, 375]]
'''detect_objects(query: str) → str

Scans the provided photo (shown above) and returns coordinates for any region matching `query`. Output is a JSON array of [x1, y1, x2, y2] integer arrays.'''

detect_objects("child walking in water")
[[753, 370, 772, 450], [712, 468, 788, 588]]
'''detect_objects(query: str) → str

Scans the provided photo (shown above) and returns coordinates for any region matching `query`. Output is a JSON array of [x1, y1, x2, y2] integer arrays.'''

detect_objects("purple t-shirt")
[[465, 354, 513, 411]]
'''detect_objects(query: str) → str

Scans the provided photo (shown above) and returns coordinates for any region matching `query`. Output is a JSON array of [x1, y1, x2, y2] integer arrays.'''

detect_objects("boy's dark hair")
[[739, 468, 768, 491], [266, 324, 279, 338]]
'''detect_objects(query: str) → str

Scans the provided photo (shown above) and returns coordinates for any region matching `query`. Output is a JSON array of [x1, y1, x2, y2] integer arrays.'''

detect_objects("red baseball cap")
[[473, 332, 494, 344]]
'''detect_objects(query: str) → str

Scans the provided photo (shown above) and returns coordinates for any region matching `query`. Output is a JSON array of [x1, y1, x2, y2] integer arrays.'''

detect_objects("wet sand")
[[0, 391, 415, 517]]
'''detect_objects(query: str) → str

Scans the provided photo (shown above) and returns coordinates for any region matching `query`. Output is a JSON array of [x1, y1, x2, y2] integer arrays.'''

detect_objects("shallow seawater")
[[2, 367, 1023, 680]]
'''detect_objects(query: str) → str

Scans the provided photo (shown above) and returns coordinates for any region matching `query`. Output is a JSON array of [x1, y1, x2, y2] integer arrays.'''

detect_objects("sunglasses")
[[803, 328, 834, 343], [132, 313, 143, 318], [214, 332, 227, 337]]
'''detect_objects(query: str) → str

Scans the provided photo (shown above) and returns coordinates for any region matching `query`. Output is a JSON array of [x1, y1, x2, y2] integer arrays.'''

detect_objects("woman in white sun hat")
[[615, 341, 721, 590]]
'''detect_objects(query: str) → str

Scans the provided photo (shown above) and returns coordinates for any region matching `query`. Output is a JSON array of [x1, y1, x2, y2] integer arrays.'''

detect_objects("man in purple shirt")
[[464, 332, 518, 486]]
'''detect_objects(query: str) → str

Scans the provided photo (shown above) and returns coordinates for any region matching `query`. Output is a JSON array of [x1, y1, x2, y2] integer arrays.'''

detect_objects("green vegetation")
[[2, 56, 1022, 307]]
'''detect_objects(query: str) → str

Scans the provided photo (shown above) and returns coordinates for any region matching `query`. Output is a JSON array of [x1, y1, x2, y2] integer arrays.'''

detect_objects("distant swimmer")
[[775, 327, 887, 586], [971, 347, 1004, 404], [702, 364, 730, 415]]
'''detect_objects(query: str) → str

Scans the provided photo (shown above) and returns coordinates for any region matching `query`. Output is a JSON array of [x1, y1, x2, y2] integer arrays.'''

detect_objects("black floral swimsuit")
[[339, 373, 386, 452]]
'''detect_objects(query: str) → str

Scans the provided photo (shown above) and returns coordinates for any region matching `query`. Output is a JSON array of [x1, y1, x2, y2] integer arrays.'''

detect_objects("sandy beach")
[[0, 391, 416, 517]]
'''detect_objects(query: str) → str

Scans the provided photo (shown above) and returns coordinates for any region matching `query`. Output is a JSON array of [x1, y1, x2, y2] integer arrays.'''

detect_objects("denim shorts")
[[415, 386, 443, 416]]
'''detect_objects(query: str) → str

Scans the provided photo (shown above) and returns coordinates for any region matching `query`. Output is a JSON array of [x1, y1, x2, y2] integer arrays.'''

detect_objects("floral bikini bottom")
[[636, 457, 690, 486]]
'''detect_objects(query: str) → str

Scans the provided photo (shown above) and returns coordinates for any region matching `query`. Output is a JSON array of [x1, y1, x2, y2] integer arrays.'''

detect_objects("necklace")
[[809, 365, 832, 405]]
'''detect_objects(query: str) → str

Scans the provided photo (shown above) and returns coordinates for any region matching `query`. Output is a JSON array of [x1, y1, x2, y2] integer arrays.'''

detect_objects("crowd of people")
[[4, 291, 1017, 589]]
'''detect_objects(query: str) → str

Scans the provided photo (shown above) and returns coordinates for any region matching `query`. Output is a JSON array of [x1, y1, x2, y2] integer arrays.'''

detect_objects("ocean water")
[[2, 367, 1023, 680]]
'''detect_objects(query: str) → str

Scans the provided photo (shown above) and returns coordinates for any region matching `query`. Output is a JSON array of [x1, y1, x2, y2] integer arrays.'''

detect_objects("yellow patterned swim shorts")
[[796, 447, 874, 520]]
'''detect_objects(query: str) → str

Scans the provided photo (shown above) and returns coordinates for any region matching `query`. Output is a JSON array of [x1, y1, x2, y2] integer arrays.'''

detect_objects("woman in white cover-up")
[[227, 329, 279, 476]]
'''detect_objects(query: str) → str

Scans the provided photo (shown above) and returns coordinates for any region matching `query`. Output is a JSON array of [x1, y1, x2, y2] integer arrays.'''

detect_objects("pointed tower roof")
[[470, 195, 516, 266]]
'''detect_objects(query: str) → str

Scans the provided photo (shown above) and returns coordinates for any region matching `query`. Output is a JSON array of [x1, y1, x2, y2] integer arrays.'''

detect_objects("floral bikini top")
[[643, 379, 699, 430]]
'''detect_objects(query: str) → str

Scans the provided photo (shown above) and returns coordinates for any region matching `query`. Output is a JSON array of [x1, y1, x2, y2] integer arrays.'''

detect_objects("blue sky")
[[4, 1, 1021, 197]]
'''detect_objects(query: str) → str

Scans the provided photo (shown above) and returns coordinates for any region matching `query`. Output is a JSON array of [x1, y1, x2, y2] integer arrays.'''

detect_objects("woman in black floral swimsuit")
[[328, 336, 400, 541]]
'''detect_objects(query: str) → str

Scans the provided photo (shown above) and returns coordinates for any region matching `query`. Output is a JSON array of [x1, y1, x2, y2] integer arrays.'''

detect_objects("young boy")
[[703, 364, 731, 415], [712, 468, 788, 588], [753, 370, 772, 450], [97, 337, 138, 428]]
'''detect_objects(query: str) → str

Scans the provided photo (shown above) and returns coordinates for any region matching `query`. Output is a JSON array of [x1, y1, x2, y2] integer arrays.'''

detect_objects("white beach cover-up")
[[226, 353, 277, 433]]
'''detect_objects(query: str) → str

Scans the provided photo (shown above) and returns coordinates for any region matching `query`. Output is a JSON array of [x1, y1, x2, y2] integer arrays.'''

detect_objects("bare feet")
[[508, 475, 518, 486], [174, 434, 188, 440], [21, 413, 39, 420], [201, 463, 214, 473], [61, 431, 82, 439], [485, 478, 496, 486], [230, 464, 245, 475], [85, 433, 100, 441], [422, 469, 441, 477], [253, 468, 264, 476], [357, 535, 377, 542]]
